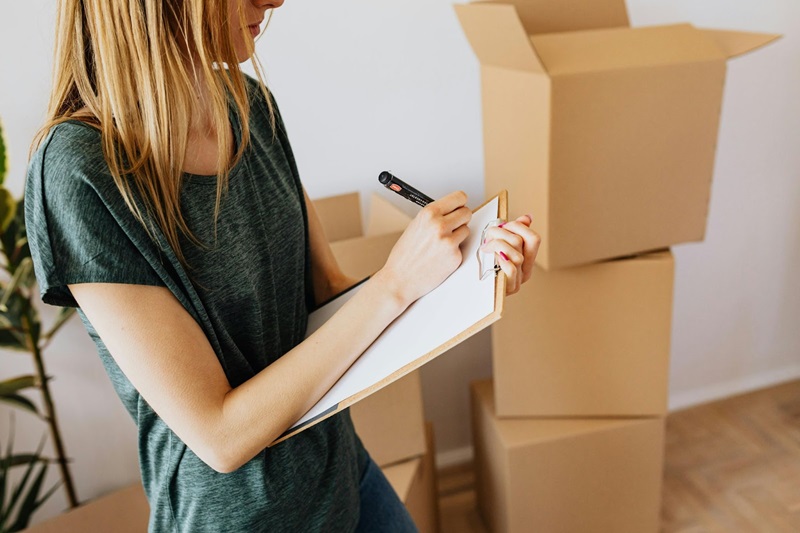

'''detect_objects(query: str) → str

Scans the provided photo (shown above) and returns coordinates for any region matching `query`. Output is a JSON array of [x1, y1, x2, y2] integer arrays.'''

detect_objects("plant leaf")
[[0, 259, 32, 312], [1, 434, 48, 532], [7, 461, 51, 532], [0, 394, 39, 417], [1, 194, 25, 270], [5, 455, 48, 469], [0, 329, 27, 352], [0, 376, 37, 396], [3, 454, 41, 529], [0, 189, 14, 234], [0, 422, 13, 526], [0, 117, 7, 186]]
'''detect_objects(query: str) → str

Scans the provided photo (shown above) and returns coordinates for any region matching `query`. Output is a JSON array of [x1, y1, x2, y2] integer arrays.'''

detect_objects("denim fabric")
[[356, 458, 419, 533]]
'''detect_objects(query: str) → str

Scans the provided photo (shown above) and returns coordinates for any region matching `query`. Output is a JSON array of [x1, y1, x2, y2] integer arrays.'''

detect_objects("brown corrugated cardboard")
[[330, 231, 404, 282], [406, 422, 441, 533], [312, 191, 362, 242], [22, 484, 149, 533], [383, 456, 421, 500], [351, 370, 427, 467], [382, 423, 441, 533], [366, 193, 415, 236], [313, 193, 427, 467], [314, 192, 411, 281], [472, 380, 665, 533], [456, 1, 780, 269], [493, 250, 674, 417]]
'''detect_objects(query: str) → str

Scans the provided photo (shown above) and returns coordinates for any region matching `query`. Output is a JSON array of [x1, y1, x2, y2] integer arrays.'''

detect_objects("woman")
[[25, 0, 539, 531]]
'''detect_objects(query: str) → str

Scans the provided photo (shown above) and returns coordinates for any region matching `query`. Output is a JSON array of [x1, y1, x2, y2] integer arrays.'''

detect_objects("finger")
[[449, 224, 471, 246], [480, 239, 524, 267], [482, 226, 524, 253], [442, 206, 472, 232], [494, 221, 541, 281], [426, 190, 468, 217], [497, 255, 520, 295], [514, 214, 532, 227]]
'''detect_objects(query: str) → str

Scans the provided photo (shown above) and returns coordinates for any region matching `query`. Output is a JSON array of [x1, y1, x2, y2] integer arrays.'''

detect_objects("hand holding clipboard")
[[274, 187, 509, 443], [379, 171, 538, 295]]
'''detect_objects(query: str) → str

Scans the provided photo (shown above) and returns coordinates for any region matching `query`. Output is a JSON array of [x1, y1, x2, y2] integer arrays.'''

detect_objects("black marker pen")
[[378, 171, 435, 208]]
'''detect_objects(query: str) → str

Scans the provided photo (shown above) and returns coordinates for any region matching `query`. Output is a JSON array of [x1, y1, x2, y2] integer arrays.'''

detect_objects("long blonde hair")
[[32, 0, 272, 265]]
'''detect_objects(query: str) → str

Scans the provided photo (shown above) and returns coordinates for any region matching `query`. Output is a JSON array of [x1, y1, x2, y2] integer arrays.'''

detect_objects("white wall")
[[0, 0, 797, 523]]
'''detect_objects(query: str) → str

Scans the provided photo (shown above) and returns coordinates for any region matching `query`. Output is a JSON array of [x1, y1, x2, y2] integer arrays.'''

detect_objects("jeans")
[[354, 457, 419, 533]]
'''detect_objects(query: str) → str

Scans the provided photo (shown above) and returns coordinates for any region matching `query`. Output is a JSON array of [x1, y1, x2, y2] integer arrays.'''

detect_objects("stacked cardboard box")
[[382, 423, 442, 533], [455, 1, 778, 531], [313, 192, 441, 531]]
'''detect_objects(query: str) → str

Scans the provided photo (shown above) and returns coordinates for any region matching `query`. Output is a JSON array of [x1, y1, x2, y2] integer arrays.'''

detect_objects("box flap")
[[330, 231, 404, 280], [476, 0, 629, 35], [700, 28, 781, 59], [455, 3, 545, 73], [531, 24, 726, 76], [313, 192, 363, 241], [366, 193, 413, 236]]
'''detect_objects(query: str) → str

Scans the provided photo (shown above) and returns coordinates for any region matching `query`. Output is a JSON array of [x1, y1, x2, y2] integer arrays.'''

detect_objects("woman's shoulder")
[[31, 120, 108, 181], [26, 120, 126, 225]]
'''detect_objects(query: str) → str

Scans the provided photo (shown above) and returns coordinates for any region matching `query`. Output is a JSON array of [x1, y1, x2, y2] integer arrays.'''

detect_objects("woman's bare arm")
[[70, 191, 472, 474]]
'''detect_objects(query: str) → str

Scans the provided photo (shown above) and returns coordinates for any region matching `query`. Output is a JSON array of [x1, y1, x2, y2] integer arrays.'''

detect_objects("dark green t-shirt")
[[25, 79, 368, 532]]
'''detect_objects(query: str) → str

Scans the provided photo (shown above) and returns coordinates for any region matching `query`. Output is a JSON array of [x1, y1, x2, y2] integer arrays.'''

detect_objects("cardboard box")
[[455, 0, 779, 270], [351, 369, 428, 467], [313, 192, 410, 281], [313, 193, 427, 466], [471, 380, 665, 533], [22, 484, 149, 533], [382, 423, 441, 533], [493, 250, 674, 417]]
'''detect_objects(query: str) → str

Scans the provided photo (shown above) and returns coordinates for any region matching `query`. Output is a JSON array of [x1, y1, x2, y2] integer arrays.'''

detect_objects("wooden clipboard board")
[[271, 190, 508, 445]]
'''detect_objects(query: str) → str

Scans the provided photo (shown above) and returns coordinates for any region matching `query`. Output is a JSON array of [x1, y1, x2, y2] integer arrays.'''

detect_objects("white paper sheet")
[[288, 197, 500, 432]]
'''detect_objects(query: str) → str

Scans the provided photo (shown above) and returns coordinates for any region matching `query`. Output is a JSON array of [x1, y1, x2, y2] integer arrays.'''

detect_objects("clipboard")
[[271, 190, 508, 445]]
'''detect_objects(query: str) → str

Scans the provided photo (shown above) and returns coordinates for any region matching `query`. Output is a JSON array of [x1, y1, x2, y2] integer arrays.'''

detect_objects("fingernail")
[[499, 251, 509, 261], [483, 238, 487, 244], [525, 214, 532, 220], [498, 222, 506, 228]]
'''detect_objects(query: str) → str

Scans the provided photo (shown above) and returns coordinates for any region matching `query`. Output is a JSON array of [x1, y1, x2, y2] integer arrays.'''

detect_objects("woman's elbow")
[[196, 446, 246, 474]]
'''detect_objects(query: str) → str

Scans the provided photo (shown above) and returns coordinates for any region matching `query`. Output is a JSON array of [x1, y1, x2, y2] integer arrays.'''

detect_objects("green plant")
[[1, 418, 61, 533], [0, 117, 79, 529]]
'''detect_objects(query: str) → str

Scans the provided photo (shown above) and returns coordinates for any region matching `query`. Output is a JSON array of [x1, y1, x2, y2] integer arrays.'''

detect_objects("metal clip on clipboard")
[[477, 218, 504, 281]]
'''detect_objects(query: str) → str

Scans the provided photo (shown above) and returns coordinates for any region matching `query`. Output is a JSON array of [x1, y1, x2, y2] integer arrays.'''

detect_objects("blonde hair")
[[33, 0, 273, 265]]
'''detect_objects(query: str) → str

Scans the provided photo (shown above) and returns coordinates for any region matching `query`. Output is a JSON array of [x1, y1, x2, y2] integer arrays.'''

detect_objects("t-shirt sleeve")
[[25, 123, 164, 308]]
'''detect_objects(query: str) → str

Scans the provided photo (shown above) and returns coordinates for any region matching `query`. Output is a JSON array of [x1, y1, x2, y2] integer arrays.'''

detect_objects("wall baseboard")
[[435, 367, 800, 469], [667, 364, 800, 412]]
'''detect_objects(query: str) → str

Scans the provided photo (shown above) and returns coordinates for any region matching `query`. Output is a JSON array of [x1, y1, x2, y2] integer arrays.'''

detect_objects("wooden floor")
[[437, 379, 800, 533]]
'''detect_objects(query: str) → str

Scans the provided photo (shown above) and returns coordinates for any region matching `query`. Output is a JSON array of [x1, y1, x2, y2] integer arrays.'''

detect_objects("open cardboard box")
[[472, 380, 665, 533], [312, 191, 411, 280], [493, 249, 674, 417], [312, 192, 428, 467], [455, 0, 780, 270], [382, 423, 441, 533]]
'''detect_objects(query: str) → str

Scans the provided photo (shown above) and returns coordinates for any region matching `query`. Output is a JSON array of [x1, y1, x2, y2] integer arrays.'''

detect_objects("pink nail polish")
[[499, 251, 509, 261], [498, 222, 506, 228]]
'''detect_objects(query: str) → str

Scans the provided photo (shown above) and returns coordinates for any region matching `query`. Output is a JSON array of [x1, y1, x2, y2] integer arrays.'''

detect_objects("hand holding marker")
[[378, 171, 539, 296]]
